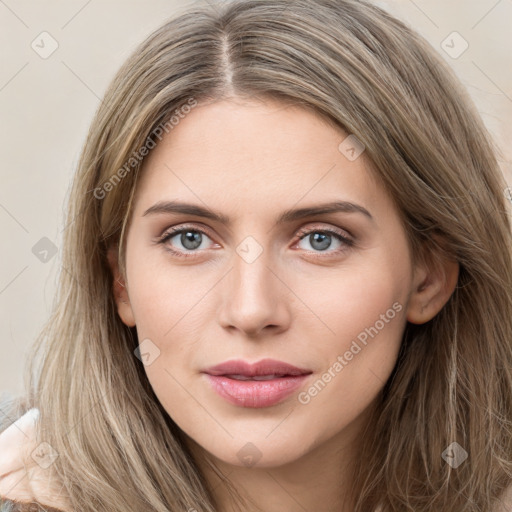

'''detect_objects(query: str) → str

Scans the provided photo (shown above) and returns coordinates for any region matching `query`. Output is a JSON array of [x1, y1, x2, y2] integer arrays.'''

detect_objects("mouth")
[[202, 358, 313, 408], [219, 374, 296, 381]]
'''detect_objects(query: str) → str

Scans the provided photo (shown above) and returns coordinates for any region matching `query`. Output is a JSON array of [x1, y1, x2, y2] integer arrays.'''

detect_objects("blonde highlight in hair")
[[11, 0, 511, 510]]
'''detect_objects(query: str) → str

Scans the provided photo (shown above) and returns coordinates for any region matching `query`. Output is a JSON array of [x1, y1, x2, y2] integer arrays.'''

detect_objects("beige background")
[[1, 0, 511, 398]]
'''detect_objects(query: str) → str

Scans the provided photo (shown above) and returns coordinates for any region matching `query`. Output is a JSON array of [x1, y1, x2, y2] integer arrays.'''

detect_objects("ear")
[[107, 245, 136, 327], [406, 237, 459, 325]]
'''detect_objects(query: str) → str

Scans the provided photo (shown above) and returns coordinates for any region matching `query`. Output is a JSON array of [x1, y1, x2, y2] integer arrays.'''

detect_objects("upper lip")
[[202, 358, 312, 377]]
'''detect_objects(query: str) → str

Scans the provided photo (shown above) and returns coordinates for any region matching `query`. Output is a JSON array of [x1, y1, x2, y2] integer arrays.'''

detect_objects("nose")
[[217, 249, 292, 338]]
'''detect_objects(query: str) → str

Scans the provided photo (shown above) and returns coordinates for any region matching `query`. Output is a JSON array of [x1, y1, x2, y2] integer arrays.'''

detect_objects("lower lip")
[[203, 374, 310, 408]]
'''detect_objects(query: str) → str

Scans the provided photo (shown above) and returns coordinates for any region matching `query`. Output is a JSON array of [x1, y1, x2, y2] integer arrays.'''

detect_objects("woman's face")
[[112, 97, 423, 469]]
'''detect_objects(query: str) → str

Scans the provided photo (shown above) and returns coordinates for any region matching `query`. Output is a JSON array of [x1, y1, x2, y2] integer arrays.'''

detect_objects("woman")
[[1, 0, 511, 510]]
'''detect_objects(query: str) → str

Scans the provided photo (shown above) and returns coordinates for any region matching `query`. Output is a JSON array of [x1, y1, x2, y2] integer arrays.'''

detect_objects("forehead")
[[133, 98, 387, 220]]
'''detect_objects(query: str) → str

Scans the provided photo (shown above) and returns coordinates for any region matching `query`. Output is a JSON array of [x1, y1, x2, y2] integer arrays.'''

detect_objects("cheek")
[[295, 252, 407, 342], [320, 278, 405, 383], [128, 232, 410, 358], [125, 254, 217, 403], [293, 251, 408, 401], [293, 297, 406, 449], [126, 246, 209, 336], [122, 234, 410, 463]]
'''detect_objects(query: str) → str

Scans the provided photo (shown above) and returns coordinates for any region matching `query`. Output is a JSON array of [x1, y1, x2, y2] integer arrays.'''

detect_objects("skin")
[[108, 97, 459, 511]]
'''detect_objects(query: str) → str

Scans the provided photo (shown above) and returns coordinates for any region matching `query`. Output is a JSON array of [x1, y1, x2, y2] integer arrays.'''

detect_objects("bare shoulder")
[[0, 409, 71, 512]]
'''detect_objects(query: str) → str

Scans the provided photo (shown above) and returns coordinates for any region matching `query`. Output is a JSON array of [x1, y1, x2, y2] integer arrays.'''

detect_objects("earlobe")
[[106, 245, 136, 327], [406, 247, 459, 325]]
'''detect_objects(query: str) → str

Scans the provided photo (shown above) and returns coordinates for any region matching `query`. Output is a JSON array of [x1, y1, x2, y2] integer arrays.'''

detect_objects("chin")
[[194, 429, 316, 470]]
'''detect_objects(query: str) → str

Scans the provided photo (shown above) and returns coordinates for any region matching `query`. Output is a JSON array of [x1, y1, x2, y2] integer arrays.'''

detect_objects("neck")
[[183, 406, 374, 512]]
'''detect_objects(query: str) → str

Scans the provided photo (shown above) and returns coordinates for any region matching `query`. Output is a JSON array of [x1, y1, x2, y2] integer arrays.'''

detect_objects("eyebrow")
[[142, 200, 374, 224]]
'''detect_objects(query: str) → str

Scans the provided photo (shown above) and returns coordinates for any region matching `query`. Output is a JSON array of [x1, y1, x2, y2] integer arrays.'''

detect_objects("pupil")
[[182, 231, 202, 250], [311, 233, 331, 251], [178, 231, 332, 252]]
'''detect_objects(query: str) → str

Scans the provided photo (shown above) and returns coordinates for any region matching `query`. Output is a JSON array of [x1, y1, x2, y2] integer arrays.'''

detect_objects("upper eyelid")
[[159, 222, 354, 245], [160, 223, 216, 240], [296, 223, 353, 239], [157, 224, 356, 261]]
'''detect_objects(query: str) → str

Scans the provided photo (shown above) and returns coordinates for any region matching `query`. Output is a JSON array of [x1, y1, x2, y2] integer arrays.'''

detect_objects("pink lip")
[[202, 358, 312, 408]]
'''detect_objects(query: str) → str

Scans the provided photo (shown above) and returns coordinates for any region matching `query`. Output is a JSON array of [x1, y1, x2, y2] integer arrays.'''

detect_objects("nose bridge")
[[217, 237, 289, 335], [232, 241, 277, 309]]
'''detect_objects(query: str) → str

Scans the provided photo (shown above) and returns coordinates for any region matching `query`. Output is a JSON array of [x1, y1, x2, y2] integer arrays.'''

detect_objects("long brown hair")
[[7, 0, 512, 510]]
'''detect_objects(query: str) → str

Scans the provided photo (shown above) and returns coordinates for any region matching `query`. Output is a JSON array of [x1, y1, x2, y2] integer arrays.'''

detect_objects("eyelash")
[[156, 224, 355, 259]]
